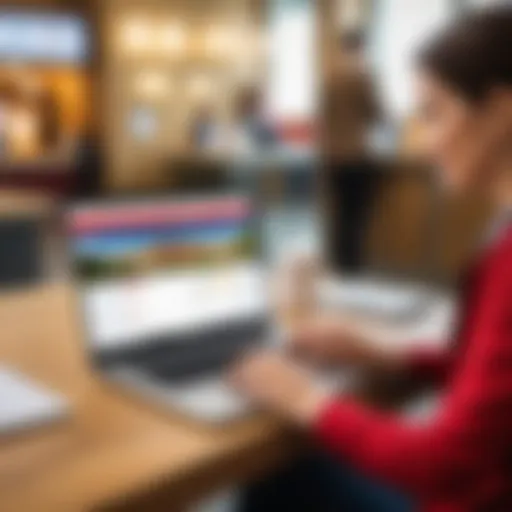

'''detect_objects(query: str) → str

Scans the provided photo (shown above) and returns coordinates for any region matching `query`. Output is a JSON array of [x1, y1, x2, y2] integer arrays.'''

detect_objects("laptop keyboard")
[[131, 320, 268, 383], [143, 343, 246, 383]]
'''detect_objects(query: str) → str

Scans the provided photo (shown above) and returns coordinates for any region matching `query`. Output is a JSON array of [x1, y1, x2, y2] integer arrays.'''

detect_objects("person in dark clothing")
[[75, 129, 103, 198], [323, 31, 382, 272]]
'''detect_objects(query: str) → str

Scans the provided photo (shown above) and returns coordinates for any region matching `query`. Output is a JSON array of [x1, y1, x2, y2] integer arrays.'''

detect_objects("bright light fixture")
[[189, 74, 213, 99], [134, 71, 170, 100], [121, 19, 153, 52], [205, 26, 237, 57], [160, 21, 186, 53]]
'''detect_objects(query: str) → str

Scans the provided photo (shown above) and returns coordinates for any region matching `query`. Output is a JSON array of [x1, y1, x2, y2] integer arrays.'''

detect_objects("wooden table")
[[0, 283, 299, 512], [0, 190, 452, 511]]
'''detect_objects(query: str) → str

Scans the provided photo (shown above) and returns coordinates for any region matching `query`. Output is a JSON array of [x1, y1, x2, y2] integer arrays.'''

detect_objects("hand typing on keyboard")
[[229, 349, 331, 426], [287, 314, 369, 366]]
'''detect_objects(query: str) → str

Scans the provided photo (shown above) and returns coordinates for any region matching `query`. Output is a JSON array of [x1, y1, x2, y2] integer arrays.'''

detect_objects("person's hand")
[[229, 350, 330, 426], [273, 254, 322, 324], [288, 315, 371, 367]]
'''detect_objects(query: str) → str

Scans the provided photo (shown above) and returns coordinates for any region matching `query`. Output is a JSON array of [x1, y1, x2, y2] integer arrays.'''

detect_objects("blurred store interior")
[[0, 0, 501, 511], [0, 0, 493, 279]]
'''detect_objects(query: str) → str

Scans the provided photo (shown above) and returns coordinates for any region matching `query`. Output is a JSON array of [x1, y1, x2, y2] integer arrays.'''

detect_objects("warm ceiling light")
[[160, 21, 186, 53], [134, 71, 170, 100], [205, 26, 237, 57], [121, 19, 153, 52], [189, 75, 213, 99]]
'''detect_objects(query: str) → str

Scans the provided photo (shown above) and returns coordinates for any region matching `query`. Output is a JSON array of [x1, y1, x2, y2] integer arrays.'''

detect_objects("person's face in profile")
[[415, 70, 512, 195]]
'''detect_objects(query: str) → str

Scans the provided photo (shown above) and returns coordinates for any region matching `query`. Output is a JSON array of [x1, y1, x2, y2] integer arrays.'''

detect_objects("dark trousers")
[[240, 454, 412, 512], [325, 160, 381, 273]]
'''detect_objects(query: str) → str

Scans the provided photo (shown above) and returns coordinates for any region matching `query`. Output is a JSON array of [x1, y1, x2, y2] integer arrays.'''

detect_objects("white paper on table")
[[0, 366, 69, 435]]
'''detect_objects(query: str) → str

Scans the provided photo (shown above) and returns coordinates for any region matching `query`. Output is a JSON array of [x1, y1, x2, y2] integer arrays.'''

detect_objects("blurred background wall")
[[0, 0, 502, 282], [102, 0, 266, 191]]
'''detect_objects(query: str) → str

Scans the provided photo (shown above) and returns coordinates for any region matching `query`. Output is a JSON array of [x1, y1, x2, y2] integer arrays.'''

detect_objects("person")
[[230, 85, 278, 154], [323, 30, 382, 272], [230, 6, 512, 511], [189, 104, 221, 151], [189, 88, 277, 155], [75, 127, 103, 198]]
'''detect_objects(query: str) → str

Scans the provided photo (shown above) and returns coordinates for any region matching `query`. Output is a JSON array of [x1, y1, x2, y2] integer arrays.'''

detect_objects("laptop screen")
[[66, 196, 267, 353]]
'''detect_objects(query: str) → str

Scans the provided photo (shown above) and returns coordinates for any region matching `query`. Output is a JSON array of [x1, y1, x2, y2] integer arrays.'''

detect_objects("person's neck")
[[491, 162, 512, 214]]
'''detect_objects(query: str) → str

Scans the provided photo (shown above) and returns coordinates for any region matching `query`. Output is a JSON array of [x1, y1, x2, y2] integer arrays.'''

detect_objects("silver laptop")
[[66, 195, 271, 422]]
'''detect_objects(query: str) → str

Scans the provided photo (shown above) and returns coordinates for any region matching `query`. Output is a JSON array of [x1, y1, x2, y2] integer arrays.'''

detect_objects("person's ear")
[[488, 87, 512, 128], [484, 87, 512, 152]]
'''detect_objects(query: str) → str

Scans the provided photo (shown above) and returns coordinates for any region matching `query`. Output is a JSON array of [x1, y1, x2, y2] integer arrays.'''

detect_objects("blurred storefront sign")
[[0, 12, 88, 65]]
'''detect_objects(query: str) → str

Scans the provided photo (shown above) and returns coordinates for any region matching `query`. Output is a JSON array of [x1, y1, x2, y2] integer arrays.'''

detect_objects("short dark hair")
[[418, 5, 512, 102]]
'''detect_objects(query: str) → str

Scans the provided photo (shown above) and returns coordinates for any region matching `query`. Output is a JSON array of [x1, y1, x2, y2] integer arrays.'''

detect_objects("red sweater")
[[314, 227, 512, 511]]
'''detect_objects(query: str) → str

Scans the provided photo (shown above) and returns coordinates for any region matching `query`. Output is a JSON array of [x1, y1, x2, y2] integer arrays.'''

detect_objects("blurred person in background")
[[189, 87, 277, 155], [75, 125, 103, 198], [230, 85, 278, 154], [232, 6, 512, 511], [189, 103, 221, 151], [324, 30, 382, 272]]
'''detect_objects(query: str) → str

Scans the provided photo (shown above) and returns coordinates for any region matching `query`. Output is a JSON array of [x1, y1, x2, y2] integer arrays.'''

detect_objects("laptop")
[[65, 194, 272, 422]]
